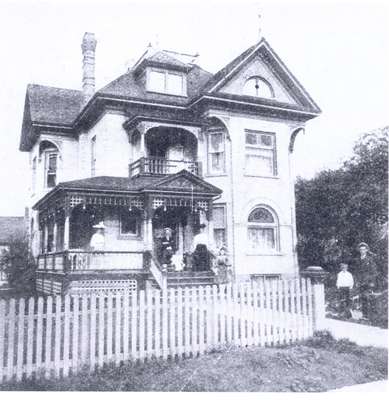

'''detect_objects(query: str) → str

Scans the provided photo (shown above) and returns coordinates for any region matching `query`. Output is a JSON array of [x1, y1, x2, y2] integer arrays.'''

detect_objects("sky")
[[0, 0, 388, 216]]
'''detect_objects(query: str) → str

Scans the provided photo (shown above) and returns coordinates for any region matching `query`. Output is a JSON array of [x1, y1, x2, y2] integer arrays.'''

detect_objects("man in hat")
[[158, 227, 176, 269], [356, 242, 378, 319], [191, 223, 215, 271], [90, 222, 106, 251]]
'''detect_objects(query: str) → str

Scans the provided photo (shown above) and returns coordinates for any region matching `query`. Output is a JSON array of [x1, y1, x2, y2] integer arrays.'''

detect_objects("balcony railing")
[[129, 157, 202, 177], [37, 250, 145, 272]]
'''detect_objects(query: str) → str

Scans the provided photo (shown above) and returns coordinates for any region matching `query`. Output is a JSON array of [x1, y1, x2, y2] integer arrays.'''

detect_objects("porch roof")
[[33, 170, 222, 211]]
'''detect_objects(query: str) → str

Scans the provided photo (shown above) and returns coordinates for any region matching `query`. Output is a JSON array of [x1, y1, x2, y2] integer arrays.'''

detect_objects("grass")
[[0, 331, 387, 392]]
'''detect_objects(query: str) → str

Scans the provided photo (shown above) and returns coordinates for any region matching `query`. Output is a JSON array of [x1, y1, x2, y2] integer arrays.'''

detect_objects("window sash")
[[148, 69, 186, 96], [208, 131, 225, 174], [44, 152, 58, 188], [248, 227, 276, 251]]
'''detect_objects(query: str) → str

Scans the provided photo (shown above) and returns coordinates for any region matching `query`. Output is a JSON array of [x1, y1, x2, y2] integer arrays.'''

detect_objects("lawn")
[[0, 331, 387, 392]]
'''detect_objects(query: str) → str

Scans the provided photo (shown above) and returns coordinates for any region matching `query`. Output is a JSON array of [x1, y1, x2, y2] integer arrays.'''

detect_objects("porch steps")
[[149, 271, 216, 289]]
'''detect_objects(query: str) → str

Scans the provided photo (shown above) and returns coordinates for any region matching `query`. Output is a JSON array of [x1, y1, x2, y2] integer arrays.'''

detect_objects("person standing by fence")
[[336, 262, 354, 319], [356, 242, 378, 320]]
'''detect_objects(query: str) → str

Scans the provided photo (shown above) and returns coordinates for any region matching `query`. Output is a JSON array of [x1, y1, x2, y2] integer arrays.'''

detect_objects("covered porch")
[[34, 170, 222, 294]]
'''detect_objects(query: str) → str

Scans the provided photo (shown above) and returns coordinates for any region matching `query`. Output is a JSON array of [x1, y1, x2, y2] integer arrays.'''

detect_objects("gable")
[[217, 56, 298, 105], [146, 170, 222, 195], [204, 38, 321, 114]]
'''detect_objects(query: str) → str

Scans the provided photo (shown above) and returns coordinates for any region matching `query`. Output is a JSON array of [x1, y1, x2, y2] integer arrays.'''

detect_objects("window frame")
[[243, 76, 274, 99], [207, 128, 226, 176], [247, 206, 280, 254], [44, 150, 58, 188], [244, 130, 277, 177], [119, 209, 141, 238], [147, 68, 187, 97], [213, 203, 227, 249]]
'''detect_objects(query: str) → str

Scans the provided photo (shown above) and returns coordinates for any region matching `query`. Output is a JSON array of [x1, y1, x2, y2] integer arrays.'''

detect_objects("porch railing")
[[37, 250, 145, 272], [144, 251, 167, 290], [129, 157, 201, 177]]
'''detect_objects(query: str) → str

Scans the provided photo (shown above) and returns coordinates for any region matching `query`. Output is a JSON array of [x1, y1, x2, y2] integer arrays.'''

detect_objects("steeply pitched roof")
[[0, 217, 26, 244]]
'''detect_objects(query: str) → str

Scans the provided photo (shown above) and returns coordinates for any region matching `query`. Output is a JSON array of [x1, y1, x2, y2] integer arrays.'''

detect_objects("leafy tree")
[[296, 126, 388, 283], [0, 234, 36, 295]]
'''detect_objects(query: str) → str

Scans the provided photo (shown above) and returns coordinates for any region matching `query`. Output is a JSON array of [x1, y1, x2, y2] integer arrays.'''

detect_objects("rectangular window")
[[213, 204, 227, 249], [91, 136, 96, 177], [120, 210, 140, 236], [44, 151, 58, 188], [207, 130, 225, 175], [245, 131, 277, 176], [147, 69, 187, 96]]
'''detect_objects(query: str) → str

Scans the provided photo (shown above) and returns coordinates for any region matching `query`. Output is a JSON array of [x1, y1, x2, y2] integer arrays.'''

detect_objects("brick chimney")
[[81, 32, 97, 101]]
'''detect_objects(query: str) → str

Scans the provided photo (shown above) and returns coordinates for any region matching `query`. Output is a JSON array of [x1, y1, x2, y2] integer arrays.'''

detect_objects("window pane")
[[213, 206, 225, 229], [121, 211, 138, 235], [248, 227, 275, 250], [248, 208, 274, 223], [47, 173, 56, 188], [148, 71, 165, 93], [48, 154, 57, 170], [260, 134, 273, 147], [210, 132, 223, 152], [210, 152, 224, 172], [245, 153, 273, 175], [245, 132, 257, 145], [167, 73, 183, 95]]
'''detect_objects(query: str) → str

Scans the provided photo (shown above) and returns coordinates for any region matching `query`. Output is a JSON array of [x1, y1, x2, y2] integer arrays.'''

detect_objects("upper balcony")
[[129, 157, 202, 177]]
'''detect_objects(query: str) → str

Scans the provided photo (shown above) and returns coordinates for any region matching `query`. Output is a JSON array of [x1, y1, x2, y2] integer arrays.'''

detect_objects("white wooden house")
[[19, 33, 320, 294]]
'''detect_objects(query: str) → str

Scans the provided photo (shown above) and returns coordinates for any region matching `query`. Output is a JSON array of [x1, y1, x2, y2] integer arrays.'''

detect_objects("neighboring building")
[[0, 216, 26, 283], [19, 32, 321, 295]]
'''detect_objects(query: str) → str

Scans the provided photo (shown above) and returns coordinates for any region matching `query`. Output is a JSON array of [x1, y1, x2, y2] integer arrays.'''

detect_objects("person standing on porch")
[[90, 222, 106, 251], [336, 262, 354, 319], [191, 223, 216, 271], [158, 227, 176, 270]]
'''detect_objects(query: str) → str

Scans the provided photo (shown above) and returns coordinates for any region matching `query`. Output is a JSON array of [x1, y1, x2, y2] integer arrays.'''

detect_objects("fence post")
[[301, 266, 328, 332]]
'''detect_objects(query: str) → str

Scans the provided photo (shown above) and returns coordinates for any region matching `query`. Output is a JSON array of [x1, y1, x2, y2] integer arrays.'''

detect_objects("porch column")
[[53, 219, 58, 252], [63, 208, 70, 250], [43, 223, 49, 253], [143, 195, 153, 251]]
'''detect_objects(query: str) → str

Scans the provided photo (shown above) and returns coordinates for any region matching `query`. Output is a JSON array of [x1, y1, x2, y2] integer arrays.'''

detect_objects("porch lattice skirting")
[[0, 278, 318, 383]]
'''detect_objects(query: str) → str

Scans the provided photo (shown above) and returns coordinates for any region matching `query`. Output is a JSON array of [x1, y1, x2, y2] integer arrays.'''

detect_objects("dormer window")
[[147, 68, 187, 96], [243, 76, 274, 99]]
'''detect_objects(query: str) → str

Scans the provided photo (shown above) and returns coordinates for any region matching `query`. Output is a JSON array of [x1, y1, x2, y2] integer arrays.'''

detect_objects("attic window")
[[147, 68, 187, 96], [243, 76, 274, 99]]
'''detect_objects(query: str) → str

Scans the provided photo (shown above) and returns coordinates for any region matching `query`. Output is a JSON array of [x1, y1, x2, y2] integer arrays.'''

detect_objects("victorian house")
[[19, 32, 320, 295]]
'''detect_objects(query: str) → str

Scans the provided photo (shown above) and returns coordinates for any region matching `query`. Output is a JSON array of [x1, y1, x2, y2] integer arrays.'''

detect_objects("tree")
[[296, 126, 388, 282], [0, 234, 36, 295]]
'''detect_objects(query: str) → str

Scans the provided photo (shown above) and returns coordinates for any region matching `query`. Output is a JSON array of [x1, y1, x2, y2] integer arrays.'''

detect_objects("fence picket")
[[232, 284, 239, 345], [45, 296, 53, 379], [16, 298, 25, 381], [225, 284, 232, 343], [72, 296, 79, 372], [295, 278, 302, 341], [54, 296, 62, 377], [98, 295, 105, 367], [184, 287, 191, 357], [246, 283, 254, 346], [154, 290, 161, 359], [146, 291, 153, 360], [131, 292, 138, 361], [107, 294, 113, 362], [219, 285, 226, 345], [36, 297, 44, 374], [198, 286, 205, 354], [63, 295, 71, 377], [26, 297, 34, 379], [115, 294, 122, 365], [169, 288, 176, 358], [271, 280, 279, 345], [162, 289, 168, 360], [252, 282, 259, 346], [291, 279, 298, 342], [257, 279, 265, 346], [90, 294, 97, 370], [212, 285, 218, 346], [177, 287, 183, 358], [6, 299, 15, 381], [0, 300, 5, 383], [307, 278, 313, 336], [139, 290, 145, 361], [81, 296, 89, 366], [122, 293, 130, 362], [300, 278, 308, 339], [191, 288, 198, 356], [205, 286, 212, 350]]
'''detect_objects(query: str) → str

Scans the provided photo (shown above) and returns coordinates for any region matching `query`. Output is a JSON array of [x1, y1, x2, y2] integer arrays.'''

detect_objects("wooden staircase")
[[149, 270, 216, 289]]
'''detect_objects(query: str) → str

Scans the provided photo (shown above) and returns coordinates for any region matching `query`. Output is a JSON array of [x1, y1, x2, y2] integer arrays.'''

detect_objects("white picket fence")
[[0, 278, 315, 383]]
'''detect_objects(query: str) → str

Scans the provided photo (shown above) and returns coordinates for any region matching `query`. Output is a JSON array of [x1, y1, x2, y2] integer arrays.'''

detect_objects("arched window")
[[247, 206, 279, 252], [243, 76, 274, 99], [39, 141, 59, 188]]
